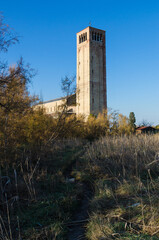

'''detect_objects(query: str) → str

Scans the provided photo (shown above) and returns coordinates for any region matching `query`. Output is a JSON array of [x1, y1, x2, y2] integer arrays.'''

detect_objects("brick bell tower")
[[76, 26, 107, 117]]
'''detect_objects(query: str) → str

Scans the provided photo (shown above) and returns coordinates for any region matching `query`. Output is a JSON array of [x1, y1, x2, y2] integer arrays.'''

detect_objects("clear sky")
[[1, 0, 159, 125]]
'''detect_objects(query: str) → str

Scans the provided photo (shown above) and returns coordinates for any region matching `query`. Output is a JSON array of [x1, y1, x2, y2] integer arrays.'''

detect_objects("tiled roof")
[[136, 126, 155, 130]]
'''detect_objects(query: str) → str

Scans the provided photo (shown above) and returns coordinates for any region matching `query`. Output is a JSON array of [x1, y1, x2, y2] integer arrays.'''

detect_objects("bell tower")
[[76, 26, 107, 117]]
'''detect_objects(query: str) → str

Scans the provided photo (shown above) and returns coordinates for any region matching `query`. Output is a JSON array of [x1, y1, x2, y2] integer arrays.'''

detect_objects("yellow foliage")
[[118, 114, 131, 135]]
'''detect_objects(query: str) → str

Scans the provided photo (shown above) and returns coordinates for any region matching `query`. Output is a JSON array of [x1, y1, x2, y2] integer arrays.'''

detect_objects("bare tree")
[[0, 14, 36, 110], [0, 13, 18, 84], [0, 13, 18, 53], [61, 75, 76, 97], [46, 75, 77, 141], [138, 119, 153, 127]]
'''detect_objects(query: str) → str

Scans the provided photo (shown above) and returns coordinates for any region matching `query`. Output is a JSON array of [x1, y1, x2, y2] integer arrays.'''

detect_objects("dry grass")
[[84, 134, 159, 239], [86, 134, 159, 178]]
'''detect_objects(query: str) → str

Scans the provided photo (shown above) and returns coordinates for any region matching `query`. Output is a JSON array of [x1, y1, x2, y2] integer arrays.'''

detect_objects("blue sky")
[[1, 0, 159, 125]]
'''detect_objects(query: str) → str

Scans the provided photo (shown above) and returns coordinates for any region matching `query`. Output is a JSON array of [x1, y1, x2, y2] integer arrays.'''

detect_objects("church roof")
[[37, 94, 76, 105], [41, 97, 65, 104]]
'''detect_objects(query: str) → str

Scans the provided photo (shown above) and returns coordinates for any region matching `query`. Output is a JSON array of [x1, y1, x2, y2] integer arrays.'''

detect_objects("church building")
[[37, 26, 107, 118]]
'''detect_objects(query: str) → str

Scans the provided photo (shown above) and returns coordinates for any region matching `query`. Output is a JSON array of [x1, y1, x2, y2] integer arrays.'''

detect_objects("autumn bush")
[[49, 109, 133, 141]]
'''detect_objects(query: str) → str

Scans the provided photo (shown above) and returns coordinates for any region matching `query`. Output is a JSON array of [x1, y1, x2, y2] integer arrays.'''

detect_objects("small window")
[[85, 33, 87, 40], [84, 35, 85, 41], [92, 69, 93, 74], [79, 36, 81, 44], [95, 33, 96, 41], [92, 98, 94, 104], [97, 33, 99, 41], [92, 32, 95, 40], [100, 34, 102, 41]]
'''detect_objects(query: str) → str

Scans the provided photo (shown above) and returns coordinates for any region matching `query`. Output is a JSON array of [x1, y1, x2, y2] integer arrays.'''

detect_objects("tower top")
[[77, 26, 105, 45], [76, 26, 105, 35]]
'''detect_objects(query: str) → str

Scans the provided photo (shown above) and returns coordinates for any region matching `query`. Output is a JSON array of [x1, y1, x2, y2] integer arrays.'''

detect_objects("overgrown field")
[[84, 134, 159, 240], [1, 134, 159, 239], [0, 139, 86, 239]]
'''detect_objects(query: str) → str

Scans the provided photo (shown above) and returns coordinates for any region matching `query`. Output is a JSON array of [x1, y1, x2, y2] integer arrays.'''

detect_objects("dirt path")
[[62, 145, 93, 240], [67, 183, 92, 240]]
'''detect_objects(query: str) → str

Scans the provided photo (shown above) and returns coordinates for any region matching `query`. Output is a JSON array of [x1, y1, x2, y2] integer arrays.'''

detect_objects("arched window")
[[79, 36, 81, 44]]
